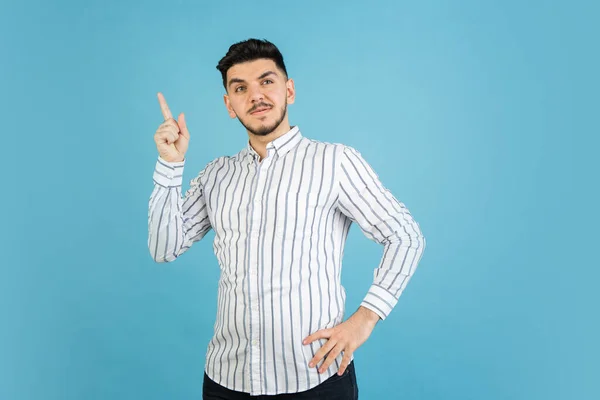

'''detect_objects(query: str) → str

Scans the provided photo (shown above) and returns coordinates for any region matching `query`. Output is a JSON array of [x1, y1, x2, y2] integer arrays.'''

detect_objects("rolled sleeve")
[[337, 146, 426, 320]]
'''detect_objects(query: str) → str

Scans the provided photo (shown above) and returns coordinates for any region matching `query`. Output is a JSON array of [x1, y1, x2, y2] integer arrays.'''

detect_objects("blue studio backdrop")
[[1, 0, 598, 399]]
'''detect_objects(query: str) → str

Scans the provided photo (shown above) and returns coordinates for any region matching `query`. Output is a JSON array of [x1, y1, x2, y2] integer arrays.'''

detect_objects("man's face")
[[224, 58, 295, 137]]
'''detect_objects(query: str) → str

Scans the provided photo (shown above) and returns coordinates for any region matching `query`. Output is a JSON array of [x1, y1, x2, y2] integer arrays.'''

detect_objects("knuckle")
[[156, 130, 168, 139]]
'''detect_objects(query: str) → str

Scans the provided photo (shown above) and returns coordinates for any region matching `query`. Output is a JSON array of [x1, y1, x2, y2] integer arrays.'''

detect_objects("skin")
[[304, 306, 380, 376], [154, 92, 189, 163], [153, 59, 381, 376], [223, 58, 295, 161]]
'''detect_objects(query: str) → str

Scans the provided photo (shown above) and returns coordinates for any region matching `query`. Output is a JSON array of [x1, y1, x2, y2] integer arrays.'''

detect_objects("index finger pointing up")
[[157, 92, 173, 120]]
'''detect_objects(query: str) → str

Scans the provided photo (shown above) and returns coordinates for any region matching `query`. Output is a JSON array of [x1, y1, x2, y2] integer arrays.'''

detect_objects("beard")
[[238, 102, 288, 136]]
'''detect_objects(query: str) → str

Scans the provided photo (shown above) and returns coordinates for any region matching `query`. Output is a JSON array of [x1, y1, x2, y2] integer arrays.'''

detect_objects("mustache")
[[248, 103, 273, 114]]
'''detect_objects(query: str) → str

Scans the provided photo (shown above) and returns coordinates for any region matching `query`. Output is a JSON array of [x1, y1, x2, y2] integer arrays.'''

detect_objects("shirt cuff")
[[153, 156, 185, 187], [360, 285, 399, 321]]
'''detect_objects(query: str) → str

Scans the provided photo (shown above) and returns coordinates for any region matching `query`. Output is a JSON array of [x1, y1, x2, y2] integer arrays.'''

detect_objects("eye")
[[262, 79, 273, 85], [235, 86, 246, 92]]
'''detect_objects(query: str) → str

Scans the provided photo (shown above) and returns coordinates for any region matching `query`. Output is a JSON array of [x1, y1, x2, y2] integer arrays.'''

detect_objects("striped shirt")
[[148, 126, 425, 396]]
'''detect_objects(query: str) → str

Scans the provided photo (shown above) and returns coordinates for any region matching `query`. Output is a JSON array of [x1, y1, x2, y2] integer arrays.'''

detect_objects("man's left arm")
[[303, 145, 426, 375]]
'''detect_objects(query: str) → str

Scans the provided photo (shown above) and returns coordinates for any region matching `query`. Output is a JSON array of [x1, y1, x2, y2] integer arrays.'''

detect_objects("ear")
[[223, 94, 237, 118], [286, 78, 296, 105]]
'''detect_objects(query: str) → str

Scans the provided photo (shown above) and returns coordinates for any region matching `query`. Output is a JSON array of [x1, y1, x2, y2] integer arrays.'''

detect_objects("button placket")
[[248, 149, 274, 393]]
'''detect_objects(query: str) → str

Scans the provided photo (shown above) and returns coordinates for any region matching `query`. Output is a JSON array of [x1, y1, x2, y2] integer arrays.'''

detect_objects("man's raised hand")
[[153, 92, 190, 163]]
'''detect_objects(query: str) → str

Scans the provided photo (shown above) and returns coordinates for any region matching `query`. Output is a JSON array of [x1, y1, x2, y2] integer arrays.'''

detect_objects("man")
[[148, 39, 425, 399]]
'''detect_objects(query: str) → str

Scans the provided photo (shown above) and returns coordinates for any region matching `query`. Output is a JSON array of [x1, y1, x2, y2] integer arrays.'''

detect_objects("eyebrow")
[[228, 70, 279, 89]]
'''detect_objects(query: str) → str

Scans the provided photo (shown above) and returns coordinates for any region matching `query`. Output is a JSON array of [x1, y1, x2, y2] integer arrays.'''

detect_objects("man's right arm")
[[148, 156, 212, 263]]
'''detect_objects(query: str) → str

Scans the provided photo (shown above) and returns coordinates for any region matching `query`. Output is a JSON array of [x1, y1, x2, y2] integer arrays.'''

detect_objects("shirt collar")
[[245, 126, 302, 163]]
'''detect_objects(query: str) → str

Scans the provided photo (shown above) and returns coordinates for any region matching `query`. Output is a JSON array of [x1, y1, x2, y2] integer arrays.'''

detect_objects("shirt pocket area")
[[269, 191, 320, 240]]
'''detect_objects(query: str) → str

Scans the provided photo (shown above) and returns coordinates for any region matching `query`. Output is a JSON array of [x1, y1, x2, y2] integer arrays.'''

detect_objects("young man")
[[148, 39, 425, 400]]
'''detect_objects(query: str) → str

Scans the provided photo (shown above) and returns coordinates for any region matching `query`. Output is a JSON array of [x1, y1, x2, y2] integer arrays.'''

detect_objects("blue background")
[[1, 0, 598, 399]]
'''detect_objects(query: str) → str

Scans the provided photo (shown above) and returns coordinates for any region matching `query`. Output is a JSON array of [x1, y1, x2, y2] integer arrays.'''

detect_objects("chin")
[[240, 118, 280, 136], [239, 105, 287, 136], [252, 125, 278, 136]]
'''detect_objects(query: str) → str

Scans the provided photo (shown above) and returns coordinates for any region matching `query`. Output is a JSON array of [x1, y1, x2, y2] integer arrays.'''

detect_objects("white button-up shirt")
[[148, 126, 425, 395]]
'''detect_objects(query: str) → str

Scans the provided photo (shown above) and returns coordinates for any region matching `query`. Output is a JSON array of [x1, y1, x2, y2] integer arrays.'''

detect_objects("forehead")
[[226, 58, 282, 81]]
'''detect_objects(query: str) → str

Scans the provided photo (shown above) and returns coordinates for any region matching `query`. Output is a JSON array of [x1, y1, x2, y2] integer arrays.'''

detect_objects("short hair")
[[216, 38, 288, 89]]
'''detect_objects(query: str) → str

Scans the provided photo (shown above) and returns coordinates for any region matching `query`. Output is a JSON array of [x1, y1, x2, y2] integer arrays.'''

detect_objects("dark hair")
[[216, 38, 288, 89]]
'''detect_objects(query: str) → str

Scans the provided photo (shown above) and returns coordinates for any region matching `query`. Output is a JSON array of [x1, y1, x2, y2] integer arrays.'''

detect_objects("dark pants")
[[203, 361, 358, 400]]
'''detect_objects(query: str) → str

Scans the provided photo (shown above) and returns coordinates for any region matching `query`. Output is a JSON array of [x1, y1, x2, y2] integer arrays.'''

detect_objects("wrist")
[[160, 156, 185, 163], [356, 306, 381, 326]]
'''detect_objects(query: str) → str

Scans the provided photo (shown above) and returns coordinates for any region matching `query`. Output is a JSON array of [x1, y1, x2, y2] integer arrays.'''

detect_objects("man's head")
[[217, 39, 295, 137]]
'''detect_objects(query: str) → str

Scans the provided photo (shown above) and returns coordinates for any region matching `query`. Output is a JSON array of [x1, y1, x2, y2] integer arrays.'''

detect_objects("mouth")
[[250, 106, 272, 115]]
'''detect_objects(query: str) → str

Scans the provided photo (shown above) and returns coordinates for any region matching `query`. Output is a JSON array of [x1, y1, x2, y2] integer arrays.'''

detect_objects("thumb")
[[178, 112, 190, 139]]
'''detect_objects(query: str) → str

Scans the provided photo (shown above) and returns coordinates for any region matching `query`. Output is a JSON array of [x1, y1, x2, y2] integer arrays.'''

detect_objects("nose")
[[248, 83, 264, 103]]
